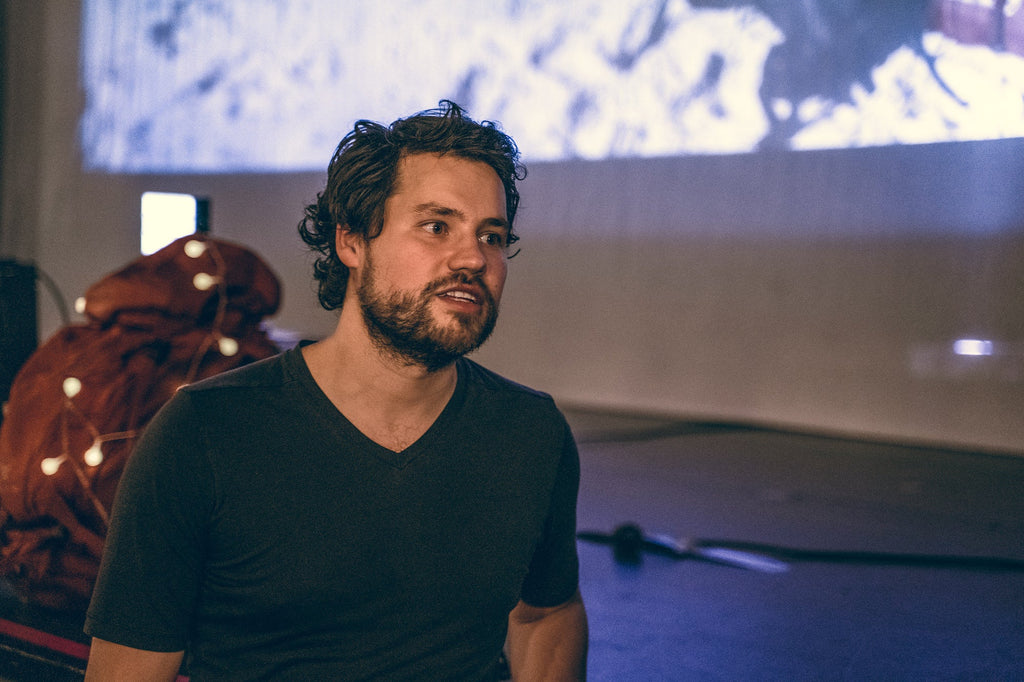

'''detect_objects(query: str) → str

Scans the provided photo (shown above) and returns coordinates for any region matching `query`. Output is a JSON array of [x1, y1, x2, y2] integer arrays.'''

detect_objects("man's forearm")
[[506, 590, 588, 681], [84, 638, 184, 682]]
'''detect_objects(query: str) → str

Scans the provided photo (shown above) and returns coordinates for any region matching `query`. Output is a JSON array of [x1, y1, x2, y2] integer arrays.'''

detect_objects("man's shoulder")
[[147, 349, 304, 441], [455, 358, 573, 450], [180, 349, 293, 396], [457, 358, 570, 429], [458, 357, 554, 403]]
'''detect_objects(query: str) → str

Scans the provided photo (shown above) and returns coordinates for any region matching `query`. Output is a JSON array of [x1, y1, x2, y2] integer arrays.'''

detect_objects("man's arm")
[[84, 638, 184, 682], [505, 589, 588, 681]]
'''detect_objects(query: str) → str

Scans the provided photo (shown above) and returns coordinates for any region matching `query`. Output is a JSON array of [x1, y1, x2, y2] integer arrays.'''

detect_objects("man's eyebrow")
[[413, 202, 509, 230], [413, 202, 462, 218]]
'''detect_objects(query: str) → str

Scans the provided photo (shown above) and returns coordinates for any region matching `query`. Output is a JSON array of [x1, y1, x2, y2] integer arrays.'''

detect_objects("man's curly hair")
[[297, 100, 526, 311]]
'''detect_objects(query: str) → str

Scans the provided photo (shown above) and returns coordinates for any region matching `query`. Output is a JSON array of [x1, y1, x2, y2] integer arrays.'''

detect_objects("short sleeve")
[[518, 420, 581, 607], [84, 392, 213, 651]]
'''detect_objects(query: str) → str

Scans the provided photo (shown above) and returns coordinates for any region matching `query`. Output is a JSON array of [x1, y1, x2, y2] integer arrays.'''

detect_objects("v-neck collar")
[[285, 347, 467, 469]]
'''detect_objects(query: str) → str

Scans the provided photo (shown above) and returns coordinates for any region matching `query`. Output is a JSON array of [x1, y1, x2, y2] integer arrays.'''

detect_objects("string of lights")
[[38, 238, 240, 525]]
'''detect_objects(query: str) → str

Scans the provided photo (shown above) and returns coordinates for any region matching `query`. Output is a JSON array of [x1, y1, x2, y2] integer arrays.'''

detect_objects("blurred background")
[[4, 0, 1023, 454]]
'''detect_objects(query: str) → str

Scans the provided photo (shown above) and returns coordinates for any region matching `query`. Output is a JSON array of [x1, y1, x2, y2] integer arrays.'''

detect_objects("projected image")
[[79, 0, 1024, 172]]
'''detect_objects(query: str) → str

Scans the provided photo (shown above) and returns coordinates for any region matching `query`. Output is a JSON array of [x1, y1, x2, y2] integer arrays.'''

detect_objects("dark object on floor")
[[579, 522, 1024, 572]]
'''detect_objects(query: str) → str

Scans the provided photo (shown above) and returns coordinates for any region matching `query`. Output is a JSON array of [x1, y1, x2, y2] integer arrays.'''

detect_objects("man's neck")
[[301, 313, 458, 452]]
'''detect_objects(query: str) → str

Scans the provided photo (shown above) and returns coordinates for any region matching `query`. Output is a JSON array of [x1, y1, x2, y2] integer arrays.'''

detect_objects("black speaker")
[[1, 260, 38, 416]]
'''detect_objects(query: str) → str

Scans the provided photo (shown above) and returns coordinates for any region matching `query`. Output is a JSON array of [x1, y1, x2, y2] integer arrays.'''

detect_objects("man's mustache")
[[423, 273, 493, 302]]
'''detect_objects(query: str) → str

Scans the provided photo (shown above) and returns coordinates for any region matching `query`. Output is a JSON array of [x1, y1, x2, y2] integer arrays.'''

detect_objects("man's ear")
[[336, 224, 363, 268]]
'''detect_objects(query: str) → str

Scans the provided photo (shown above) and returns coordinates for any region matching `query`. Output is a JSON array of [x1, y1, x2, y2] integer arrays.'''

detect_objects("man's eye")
[[423, 221, 445, 235], [480, 232, 508, 248]]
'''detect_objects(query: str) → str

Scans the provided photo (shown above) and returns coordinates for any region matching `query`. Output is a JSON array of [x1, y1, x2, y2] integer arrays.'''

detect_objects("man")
[[84, 101, 588, 680]]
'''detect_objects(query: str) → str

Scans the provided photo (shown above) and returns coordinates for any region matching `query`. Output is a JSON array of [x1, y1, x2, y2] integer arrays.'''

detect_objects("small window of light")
[[141, 192, 209, 255], [952, 338, 994, 356]]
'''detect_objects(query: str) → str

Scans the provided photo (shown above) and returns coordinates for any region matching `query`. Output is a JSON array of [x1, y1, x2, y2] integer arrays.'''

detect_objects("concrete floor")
[[566, 409, 1024, 681]]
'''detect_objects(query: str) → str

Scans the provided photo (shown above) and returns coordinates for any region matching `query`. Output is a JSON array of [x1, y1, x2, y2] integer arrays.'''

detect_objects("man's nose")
[[447, 233, 487, 272]]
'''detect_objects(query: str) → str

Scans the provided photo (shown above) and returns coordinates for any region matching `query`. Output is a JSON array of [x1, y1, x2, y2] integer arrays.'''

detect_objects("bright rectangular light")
[[140, 191, 199, 255], [952, 338, 995, 356]]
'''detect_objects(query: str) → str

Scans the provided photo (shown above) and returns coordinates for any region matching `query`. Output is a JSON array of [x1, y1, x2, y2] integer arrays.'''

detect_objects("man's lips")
[[437, 286, 484, 305]]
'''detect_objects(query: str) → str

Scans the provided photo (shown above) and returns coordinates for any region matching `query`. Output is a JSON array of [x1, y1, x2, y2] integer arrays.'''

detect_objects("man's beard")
[[357, 254, 500, 372]]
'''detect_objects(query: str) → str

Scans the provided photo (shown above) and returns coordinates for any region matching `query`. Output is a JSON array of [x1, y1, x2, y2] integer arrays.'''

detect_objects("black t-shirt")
[[85, 348, 580, 680]]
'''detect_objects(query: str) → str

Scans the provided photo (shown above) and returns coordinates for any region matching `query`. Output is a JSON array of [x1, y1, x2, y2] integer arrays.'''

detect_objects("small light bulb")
[[218, 336, 239, 356], [62, 377, 82, 398], [84, 442, 104, 467], [41, 457, 64, 476], [184, 240, 208, 258], [75, 297, 87, 314], [193, 272, 216, 291]]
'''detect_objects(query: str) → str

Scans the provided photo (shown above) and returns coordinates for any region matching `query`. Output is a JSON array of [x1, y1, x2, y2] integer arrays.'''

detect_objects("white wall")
[[3, 1, 1023, 454]]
